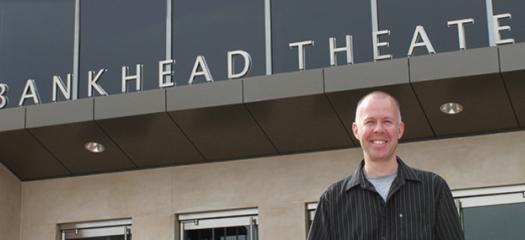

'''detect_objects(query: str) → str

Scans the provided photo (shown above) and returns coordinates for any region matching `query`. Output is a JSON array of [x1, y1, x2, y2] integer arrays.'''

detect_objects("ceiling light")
[[440, 102, 463, 115], [85, 142, 105, 153]]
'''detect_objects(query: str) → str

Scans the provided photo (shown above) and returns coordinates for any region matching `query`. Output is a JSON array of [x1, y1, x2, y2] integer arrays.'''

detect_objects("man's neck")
[[363, 157, 398, 177]]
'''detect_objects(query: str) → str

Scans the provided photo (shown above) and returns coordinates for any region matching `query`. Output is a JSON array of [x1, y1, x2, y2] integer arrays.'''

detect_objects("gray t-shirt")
[[366, 171, 398, 202]]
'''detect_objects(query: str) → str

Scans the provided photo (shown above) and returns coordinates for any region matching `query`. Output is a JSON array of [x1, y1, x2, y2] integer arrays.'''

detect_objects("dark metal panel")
[[243, 69, 351, 152], [245, 95, 353, 153], [410, 48, 500, 82], [411, 75, 518, 136], [0, 129, 70, 180], [243, 69, 323, 103], [167, 80, 243, 111], [0, 107, 25, 132], [96, 113, 204, 168], [325, 59, 433, 141], [500, 43, 525, 127], [26, 99, 93, 128], [94, 89, 165, 120], [29, 122, 136, 175], [410, 48, 518, 136], [502, 71, 525, 127], [168, 105, 277, 160]]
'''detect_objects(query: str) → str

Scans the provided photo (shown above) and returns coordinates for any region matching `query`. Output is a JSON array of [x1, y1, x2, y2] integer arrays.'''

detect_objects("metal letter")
[[329, 35, 354, 66], [0, 84, 9, 109], [121, 64, 143, 93], [158, 59, 175, 88], [447, 18, 475, 50], [188, 56, 213, 85], [227, 50, 252, 79], [289, 40, 314, 70], [19, 79, 41, 106], [493, 13, 515, 45], [88, 69, 108, 97], [372, 30, 392, 61], [52, 74, 75, 101], [408, 25, 436, 56]]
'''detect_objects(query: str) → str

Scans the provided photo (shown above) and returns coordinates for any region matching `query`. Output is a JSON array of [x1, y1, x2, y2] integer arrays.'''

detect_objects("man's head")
[[352, 91, 404, 163]]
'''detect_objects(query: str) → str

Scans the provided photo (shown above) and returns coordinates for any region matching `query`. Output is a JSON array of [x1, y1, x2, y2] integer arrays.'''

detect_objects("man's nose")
[[373, 122, 386, 133]]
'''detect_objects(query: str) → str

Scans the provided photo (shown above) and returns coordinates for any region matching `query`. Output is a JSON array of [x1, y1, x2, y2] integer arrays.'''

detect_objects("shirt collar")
[[343, 156, 422, 192]]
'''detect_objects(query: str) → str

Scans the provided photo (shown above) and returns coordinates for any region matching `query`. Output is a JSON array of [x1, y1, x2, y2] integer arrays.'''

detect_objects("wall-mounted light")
[[440, 102, 463, 115], [85, 142, 105, 153]]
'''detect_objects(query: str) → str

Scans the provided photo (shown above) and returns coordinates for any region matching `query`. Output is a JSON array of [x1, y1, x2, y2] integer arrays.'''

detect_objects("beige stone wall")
[[19, 130, 525, 240], [0, 162, 21, 240]]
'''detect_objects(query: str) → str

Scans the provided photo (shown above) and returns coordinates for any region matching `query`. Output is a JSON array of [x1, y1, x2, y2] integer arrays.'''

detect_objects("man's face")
[[352, 96, 404, 163]]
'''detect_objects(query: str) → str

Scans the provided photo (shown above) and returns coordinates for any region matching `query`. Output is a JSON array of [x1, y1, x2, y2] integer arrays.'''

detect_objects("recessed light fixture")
[[85, 142, 105, 153], [440, 102, 463, 115]]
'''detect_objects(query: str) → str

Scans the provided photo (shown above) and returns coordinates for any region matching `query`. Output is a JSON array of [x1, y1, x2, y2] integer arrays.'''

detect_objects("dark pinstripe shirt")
[[308, 158, 463, 240]]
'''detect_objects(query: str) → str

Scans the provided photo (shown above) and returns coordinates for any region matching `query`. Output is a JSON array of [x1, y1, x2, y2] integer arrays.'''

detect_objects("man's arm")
[[434, 176, 464, 240], [307, 194, 331, 240]]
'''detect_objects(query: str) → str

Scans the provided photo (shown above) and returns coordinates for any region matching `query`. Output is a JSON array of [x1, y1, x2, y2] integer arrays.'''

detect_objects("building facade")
[[1, 0, 525, 240]]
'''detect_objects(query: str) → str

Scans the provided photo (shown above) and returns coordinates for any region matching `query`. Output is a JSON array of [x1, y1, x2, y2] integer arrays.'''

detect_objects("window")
[[454, 185, 525, 240], [305, 202, 317, 233], [172, 0, 266, 84], [0, 0, 74, 108], [377, 0, 489, 57], [271, 0, 373, 73], [178, 208, 258, 240], [59, 219, 132, 240], [78, 0, 166, 97]]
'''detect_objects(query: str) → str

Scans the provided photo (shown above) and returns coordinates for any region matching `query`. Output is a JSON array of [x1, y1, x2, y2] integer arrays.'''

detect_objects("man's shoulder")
[[320, 175, 353, 199], [404, 163, 449, 186]]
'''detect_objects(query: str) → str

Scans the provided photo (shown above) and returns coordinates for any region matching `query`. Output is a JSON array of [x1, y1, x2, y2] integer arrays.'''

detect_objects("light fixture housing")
[[85, 142, 105, 153], [440, 102, 463, 115]]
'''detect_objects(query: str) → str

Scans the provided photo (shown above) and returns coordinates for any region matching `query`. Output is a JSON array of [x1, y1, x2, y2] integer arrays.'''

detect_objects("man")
[[308, 91, 463, 240]]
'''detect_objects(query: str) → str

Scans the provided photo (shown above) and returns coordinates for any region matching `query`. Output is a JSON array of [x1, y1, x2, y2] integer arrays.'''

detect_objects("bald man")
[[308, 91, 463, 240]]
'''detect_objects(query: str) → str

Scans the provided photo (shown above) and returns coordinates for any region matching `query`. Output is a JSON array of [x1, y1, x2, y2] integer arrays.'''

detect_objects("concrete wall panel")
[[19, 130, 525, 240], [0, 163, 21, 240]]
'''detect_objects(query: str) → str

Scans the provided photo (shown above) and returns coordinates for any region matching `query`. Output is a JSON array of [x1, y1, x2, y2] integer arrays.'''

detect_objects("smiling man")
[[308, 91, 463, 240]]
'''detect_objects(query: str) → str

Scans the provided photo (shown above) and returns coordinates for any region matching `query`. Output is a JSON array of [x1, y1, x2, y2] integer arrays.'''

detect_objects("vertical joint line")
[[324, 93, 356, 146], [264, 0, 273, 75], [24, 107, 27, 128], [166, 113, 207, 161], [497, 48, 521, 126], [321, 69, 325, 93], [486, 0, 495, 46], [27, 129, 73, 175], [243, 103, 281, 154], [407, 59, 436, 136], [241, 80, 245, 103], [92, 99, 95, 120], [164, 89, 167, 112], [94, 120, 139, 168]]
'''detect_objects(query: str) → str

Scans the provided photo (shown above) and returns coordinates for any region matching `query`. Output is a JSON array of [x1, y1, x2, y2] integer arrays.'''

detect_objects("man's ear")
[[398, 121, 405, 139], [352, 122, 360, 140]]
